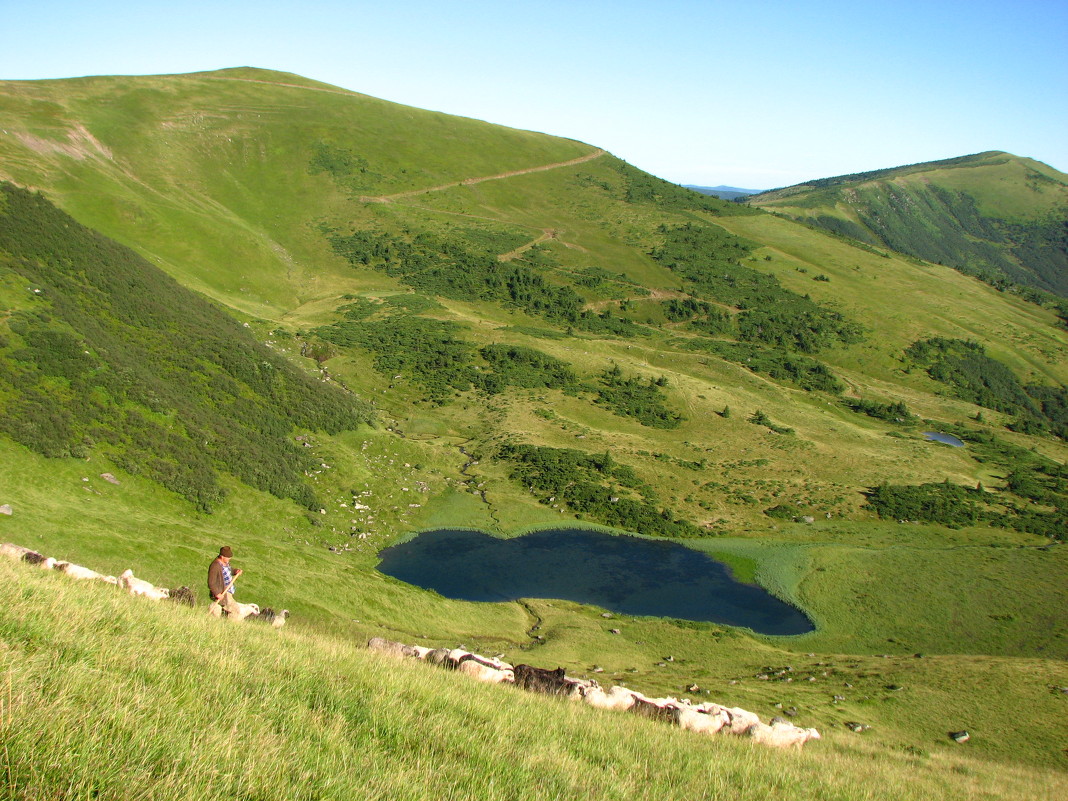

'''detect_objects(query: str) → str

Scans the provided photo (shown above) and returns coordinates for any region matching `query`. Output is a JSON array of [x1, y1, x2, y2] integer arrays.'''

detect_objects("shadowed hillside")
[[0, 182, 373, 510]]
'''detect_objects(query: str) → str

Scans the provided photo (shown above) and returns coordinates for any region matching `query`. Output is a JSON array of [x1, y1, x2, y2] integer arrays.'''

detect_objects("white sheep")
[[456, 655, 515, 684], [582, 684, 638, 711], [0, 543, 32, 561], [228, 601, 261, 621], [0, 544, 55, 570], [367, 637, 420, 658], [54, 561, 108, 581], [744, 721, 821, 749], [247, 607, 290, 628], [677, 705, 731, 735], [118, 569, 170, 601], [723, 706, 763, 735]]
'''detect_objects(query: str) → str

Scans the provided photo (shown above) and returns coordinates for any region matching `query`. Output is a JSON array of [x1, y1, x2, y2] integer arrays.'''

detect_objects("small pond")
[[376, 527, 814, 636], [924, 431, 966, 447]]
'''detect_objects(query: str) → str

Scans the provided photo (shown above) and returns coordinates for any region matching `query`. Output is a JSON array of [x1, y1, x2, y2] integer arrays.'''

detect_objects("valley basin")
[[376, 527, 814, 636]]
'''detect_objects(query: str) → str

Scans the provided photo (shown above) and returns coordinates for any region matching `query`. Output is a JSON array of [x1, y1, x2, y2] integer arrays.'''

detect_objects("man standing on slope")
[[207, 546, 243, 617]]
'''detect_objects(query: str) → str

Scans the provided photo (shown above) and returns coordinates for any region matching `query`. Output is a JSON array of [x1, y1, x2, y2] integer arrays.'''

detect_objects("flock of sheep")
[[4, 539, 819, 748], [1, 542, 287, 627], [367, 637, 822, 749]]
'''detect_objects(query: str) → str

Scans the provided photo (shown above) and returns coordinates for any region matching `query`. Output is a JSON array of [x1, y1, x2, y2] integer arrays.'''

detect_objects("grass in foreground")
[[1, 560, 1065, 801]]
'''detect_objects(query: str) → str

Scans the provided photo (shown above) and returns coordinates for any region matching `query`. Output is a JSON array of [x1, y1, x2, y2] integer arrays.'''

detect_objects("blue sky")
[[2, 0, 1065, 189]]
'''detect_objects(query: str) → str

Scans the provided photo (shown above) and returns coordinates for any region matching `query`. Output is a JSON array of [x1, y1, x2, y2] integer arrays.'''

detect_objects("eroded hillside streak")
[[360, 149, 607, 203]]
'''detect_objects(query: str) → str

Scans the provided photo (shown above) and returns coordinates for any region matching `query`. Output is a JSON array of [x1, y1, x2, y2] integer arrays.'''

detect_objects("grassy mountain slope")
[[0, 67, 596, 317], [748, 151, 1068, 296], [0, 182, 372, 511], [5, 559, 1065, 800], [0, 68, 1067, 790]]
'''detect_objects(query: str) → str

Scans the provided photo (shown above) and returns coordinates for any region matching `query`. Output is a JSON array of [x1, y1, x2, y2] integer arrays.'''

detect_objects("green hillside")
[[1, 68, 1067, 794], [0, 182, 372, 511], [5, 559, 1065, 800], [748, 151, 1068, 297]]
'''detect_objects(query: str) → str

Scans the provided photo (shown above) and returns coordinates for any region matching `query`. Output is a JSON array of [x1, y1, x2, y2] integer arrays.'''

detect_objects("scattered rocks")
[[99, 473, 120, 485], [844, 721, 871, 733], [609, 628, 621, 635], [0, 504, 12, 516], [601, 612, 613, 618], [949, 730, 970, 743]]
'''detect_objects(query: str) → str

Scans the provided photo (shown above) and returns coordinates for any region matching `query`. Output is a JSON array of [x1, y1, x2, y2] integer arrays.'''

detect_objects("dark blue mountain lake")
[[376, 528, 814, 636], [924, 431, 966, 447]]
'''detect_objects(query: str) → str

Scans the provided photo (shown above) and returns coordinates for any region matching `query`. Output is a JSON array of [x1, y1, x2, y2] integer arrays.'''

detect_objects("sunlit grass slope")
[[3, 559, 1066, 801], [0, 67, 595, 317], [2, 436, 1066, 780]]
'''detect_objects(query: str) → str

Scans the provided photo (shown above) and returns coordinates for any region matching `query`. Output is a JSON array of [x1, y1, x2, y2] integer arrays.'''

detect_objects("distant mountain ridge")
[[684, 184, 763, 201], [748, 151, 1068, 297]]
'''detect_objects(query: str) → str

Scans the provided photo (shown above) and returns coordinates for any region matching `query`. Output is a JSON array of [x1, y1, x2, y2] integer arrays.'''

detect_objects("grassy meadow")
[[2, 558, 1067, 801]]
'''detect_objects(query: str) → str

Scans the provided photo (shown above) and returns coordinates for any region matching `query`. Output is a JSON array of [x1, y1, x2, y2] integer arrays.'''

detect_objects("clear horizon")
[[2, 0, 1065, 189]]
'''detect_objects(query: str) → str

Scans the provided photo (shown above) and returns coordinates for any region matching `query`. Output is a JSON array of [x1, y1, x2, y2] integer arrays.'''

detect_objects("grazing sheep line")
[[366, 637, 821, 750], [0, 541, 815, 748], [1, 543, 287, 628]]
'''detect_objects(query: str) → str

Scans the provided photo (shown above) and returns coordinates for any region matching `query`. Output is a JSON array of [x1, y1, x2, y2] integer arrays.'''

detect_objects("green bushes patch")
[[651, 223, 863, 353], [849, 399, 915, 423], [496, 443, 703, 537], [906, 338, 1066, 437], [314, 314, 476, 404], [0, 183, 372, 512], [326, 227, 639, 337], [866, 424, 1067, 539], [682, 340, 844, 393], [609, 157, 757, 216], [308, 141, 383, 192], [314, 305, 677, 427], [594, 364, 681, 429], [865, 481, 985, 528], [478, 345, 580, 394], [314, 314, 582, 402]]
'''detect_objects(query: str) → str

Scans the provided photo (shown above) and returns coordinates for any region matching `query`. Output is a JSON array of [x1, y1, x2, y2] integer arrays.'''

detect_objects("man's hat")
[[219, 546, 233, 558]]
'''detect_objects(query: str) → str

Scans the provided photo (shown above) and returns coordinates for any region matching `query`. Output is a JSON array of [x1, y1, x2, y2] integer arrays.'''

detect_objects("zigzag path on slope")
[[497, 228, 588, 261], [360, 149, 607, 203]]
